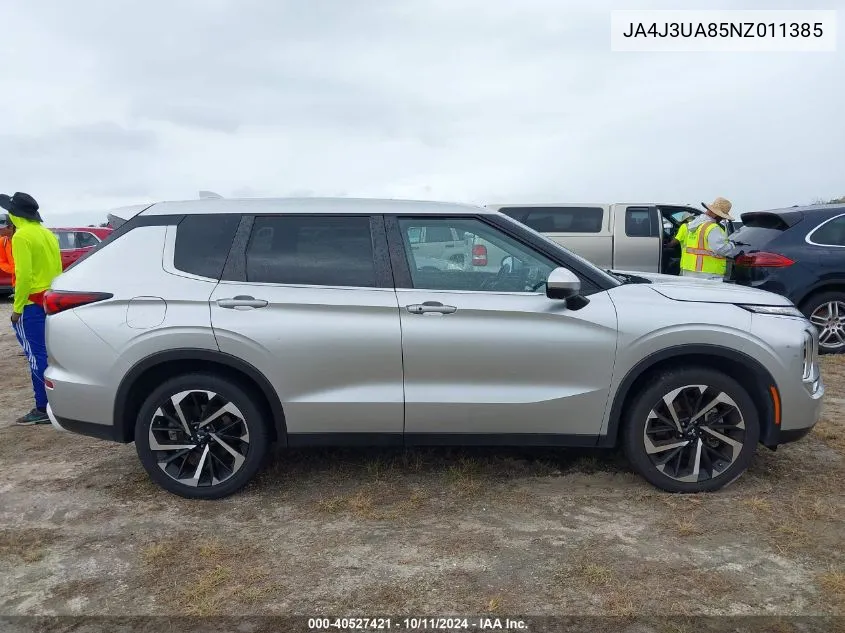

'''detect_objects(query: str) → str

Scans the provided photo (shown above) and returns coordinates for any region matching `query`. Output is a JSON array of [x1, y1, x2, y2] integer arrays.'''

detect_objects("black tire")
[[800, 291, 845, 355], [623, 367, 760, 493], [135, 373, 270, 499]]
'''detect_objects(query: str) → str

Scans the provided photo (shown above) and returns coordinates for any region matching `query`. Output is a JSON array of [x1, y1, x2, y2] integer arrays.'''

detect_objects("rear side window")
[[245, 215, 376, 287], [625, 206, 658, 237], [174, 214, 240, 279], [500, 207, 604, 233], [808, 215, 845, 247]]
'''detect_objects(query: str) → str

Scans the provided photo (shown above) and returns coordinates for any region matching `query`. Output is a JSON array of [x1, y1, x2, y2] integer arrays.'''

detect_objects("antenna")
[[199, 191, 223, 199]]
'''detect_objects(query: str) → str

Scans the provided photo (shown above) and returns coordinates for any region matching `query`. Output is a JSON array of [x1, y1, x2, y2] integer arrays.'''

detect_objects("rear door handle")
[[217, 295, 269, 310], [406, 301, 457, 315]]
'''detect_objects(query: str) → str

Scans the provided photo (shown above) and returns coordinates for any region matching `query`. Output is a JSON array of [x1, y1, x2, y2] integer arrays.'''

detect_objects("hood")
[[609, 270, 792, 305], [649, 281, 792, 306], [610, 270, 713, 285]]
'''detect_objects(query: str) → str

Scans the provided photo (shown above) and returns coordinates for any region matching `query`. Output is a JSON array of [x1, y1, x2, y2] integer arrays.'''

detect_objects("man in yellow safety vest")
[[676, 197, 740, 280]]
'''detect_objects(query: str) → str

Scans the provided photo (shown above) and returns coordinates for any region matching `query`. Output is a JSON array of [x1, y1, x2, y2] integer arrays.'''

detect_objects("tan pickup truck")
[[485, 202, 738, 275]]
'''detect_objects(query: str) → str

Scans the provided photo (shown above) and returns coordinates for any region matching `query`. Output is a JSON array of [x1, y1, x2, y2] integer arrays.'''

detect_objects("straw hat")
[[701, 197, 734, 221]]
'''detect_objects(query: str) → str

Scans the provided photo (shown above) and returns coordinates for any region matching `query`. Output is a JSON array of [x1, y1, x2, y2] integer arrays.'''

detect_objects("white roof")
[[140, 197, 491, 216]]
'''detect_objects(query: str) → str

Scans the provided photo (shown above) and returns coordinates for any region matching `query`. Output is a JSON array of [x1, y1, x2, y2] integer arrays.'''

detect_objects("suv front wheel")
[[134, 373, 270, 499], [801, 291, 845, 354], [623, 367, 760, 493]]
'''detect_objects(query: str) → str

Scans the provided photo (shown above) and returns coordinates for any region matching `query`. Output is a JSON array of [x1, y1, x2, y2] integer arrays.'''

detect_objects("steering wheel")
[[480, 263, 510, 291]]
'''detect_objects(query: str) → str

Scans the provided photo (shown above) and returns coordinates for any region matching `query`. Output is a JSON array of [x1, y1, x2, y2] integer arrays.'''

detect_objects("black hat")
[[0, 192, 43, 222]]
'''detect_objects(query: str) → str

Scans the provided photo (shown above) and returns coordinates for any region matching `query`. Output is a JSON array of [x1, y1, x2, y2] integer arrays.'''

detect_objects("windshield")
[[498, 214, 621, 287]]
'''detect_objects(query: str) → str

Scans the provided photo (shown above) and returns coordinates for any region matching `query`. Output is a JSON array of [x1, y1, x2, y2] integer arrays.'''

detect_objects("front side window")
[[500, 206, 604, 233], [809, 215, 845, 247], [398, 217, 558, 293], [246, 215, 376, 287]]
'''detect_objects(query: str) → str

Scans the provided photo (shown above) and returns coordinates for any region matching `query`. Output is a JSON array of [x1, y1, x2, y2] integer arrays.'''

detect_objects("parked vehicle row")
[[44, 198, 822, 499], [467, 201, 845, 353], [0, 225, 112, 296], [726, 204, 845, 353]]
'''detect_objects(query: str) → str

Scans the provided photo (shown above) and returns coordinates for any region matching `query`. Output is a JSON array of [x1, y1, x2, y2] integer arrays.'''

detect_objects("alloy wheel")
[[809, 301, 845, 352], [643, 385, 746, 483], [148, 390, 250, 488]]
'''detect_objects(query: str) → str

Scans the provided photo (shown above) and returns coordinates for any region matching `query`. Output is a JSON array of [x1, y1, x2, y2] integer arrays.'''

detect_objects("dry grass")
[[742, 496, 773, 514], [604, 589, 636, 618], [573, 562, 614, 587], [313, 484, 429, 522], [820, 569, 845, 607], [666, 515, 704, 537], [445, 458, 485, 497], [0, 528, 58, 563], [813, 424, 845, 454], [139, 535, 275, 615]]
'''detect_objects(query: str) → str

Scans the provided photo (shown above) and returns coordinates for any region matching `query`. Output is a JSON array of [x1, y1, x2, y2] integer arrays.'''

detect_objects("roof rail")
[[199, 191, 223, 199]]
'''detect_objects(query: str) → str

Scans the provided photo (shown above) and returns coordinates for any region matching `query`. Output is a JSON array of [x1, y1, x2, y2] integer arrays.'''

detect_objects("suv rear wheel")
[[623, 367, 760, 493], [801, 291, 845, 354], [134, 373, 270, 499]]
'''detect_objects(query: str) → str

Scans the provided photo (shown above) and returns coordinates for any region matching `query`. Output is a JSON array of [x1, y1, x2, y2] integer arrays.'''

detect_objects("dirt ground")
[[0, 297, 843, 625]]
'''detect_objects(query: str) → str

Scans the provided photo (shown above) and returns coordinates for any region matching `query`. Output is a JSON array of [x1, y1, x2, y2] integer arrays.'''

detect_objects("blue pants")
[[13, 304, 48, 410]]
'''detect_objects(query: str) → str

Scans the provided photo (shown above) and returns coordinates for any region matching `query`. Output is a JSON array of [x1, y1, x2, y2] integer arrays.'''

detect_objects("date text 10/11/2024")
[[308, 618, 529, 630]]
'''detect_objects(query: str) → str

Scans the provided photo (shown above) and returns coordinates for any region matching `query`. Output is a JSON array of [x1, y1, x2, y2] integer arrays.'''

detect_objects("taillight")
[[43, 291, 113, 315], [472, 244, 488, 266], [734, 252, 795, 268]]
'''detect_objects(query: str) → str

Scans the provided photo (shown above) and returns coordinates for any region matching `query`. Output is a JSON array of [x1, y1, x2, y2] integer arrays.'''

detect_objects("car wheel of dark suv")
[[623, 367, 760, 493], [134, 373, 270, 499], [802, 291, 845, 354]]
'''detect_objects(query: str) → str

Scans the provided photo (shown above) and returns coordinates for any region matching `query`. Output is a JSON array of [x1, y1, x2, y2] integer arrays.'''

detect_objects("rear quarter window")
[[500, 207, 604, 233], [173, 214, 241, 279]]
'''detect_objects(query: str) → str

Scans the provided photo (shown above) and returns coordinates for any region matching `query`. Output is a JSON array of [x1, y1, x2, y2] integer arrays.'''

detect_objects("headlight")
[[739, 304, 804, 318]]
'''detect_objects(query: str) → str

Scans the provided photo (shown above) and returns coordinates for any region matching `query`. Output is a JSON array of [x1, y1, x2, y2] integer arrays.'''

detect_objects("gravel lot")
[[0, 297, 843, 625]]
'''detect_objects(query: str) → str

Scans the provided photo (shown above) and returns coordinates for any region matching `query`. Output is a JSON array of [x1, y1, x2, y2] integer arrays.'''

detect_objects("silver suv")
[[44, 198, 823, 499]]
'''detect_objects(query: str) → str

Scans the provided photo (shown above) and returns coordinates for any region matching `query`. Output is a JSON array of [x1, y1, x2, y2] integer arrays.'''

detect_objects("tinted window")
[[625, 207, 656, 237], [424, 225, 456, 243], [75, 231, 99, 249], [174, 214, 240, 279], [398, 217, 557, 293], [500, 207, 603, 233], [246, 216, 376, 287], [810, 215, 845, 247]]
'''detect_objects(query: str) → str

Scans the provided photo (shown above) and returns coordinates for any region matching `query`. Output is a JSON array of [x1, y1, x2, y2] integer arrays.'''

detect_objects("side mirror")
[[545, 267, 581, 300]]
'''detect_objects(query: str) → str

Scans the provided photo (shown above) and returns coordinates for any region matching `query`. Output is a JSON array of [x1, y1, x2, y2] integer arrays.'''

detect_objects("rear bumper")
[[47, 404, 122, 442]]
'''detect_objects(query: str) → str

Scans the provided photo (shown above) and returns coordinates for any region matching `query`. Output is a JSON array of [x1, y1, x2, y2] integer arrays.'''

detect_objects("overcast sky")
[[1, 0, 843, 225]]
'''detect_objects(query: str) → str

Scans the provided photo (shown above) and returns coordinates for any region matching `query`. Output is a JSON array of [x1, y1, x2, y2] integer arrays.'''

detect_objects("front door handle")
[[406, 301, 457, 315], [217, 295, 269, 310]]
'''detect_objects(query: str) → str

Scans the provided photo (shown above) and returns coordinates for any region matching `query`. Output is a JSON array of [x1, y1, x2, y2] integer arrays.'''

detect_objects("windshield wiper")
[[606, 270, 652, 285]]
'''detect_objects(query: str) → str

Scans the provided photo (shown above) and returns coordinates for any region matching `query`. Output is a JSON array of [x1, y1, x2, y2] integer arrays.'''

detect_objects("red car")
[[0, 226, 112, 296], [51, 226, 113, 269]]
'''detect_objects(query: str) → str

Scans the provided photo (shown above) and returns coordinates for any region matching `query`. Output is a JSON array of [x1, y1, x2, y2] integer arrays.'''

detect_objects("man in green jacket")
[[0, 192, 62, 425]]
